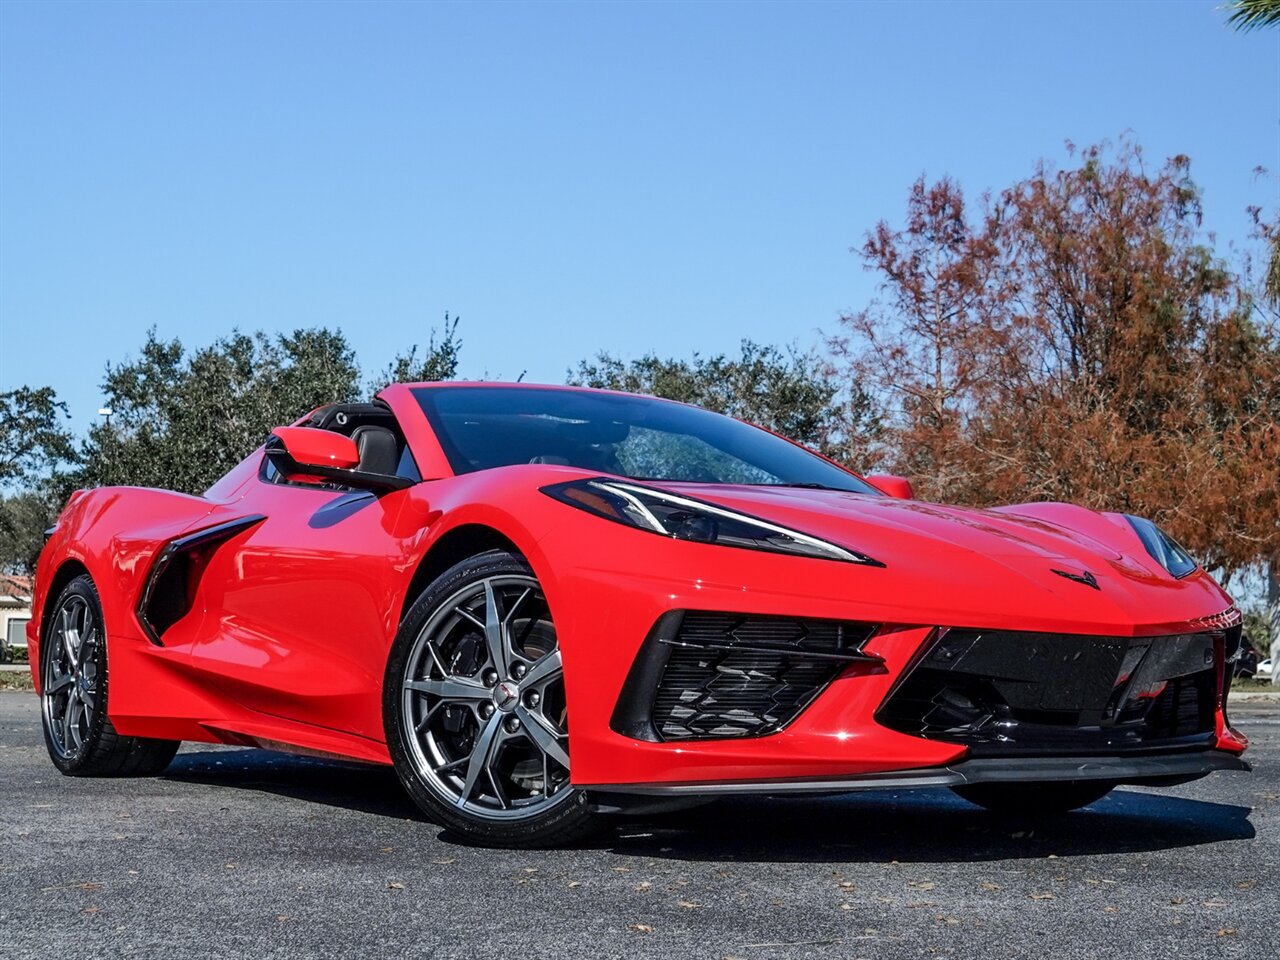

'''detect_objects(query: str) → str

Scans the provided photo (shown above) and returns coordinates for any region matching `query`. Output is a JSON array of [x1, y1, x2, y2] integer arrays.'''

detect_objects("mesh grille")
[[877, 628, 1220, 756], [649, 613, 877, 741]]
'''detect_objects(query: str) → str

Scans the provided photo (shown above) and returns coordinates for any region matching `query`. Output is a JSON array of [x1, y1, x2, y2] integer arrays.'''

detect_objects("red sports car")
[[29, 383, 1249, 846]]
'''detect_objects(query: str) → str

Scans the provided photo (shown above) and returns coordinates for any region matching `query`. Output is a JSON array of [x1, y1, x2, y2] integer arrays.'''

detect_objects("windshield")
[[413, 386, 879, 494]]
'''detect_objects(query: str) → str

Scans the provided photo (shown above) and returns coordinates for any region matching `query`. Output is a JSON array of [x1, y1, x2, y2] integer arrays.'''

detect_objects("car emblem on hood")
[[1051, 568, 1100, 590]]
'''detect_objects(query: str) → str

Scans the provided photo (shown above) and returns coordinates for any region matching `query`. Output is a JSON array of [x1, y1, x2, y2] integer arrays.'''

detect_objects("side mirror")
[[265, 426, 411, 493], [866, 474, 914, 500]]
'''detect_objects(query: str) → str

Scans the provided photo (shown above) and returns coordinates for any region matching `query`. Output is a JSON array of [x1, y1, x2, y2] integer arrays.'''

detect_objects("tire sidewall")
[[382, 549, 593, 846]]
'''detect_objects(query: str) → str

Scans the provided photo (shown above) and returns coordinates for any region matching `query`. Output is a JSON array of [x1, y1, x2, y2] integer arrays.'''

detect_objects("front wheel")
[[951, 780, 1116, 814], [384, 550, 600, 848]]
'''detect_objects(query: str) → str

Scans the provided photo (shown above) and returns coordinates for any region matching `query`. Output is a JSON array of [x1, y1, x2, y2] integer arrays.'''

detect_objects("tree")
[[369, 313, 463, 391], [0, 387, 77, 574], [1225, 0, 1280, 31], [0, 387, 77, 488], [568, 339, 867, 456], [70, 328, 362, 495], [827, 176, 1005, 499], [831, 140, 1279, 576]]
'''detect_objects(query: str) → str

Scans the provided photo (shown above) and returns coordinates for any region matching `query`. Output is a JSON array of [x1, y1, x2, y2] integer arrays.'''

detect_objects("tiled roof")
[[0, 574, 33, 601]]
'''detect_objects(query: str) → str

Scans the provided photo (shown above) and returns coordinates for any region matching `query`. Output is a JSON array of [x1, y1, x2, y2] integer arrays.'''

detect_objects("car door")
[[188, 448, 423, 743]]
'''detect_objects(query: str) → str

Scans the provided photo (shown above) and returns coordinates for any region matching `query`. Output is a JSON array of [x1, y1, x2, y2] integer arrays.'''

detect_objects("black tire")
[[384, 549, 600, 848], [40, 575, 181, 777], [951, 780, 1116, 814]]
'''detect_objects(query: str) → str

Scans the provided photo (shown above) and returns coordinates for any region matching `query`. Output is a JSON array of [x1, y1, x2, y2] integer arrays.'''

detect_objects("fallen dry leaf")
[[1029, 893, 1054, 901], [677, 901, 703, 910], [980, 882, 1000, 891], [387, 881, 404, 890], [907, 880, 936, 891], [629, 923, 654, 934]]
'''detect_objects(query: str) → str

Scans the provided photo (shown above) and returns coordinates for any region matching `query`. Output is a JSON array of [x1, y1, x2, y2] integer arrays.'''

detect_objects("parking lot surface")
[[1, 691, 1275, 959]]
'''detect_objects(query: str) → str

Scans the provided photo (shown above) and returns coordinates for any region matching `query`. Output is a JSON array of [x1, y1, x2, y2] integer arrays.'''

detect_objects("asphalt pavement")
[[1, 690, 1275, 959]]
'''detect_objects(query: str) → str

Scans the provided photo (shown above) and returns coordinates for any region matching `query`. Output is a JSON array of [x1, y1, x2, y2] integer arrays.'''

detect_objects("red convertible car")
[[29, 383, 1249, 846]]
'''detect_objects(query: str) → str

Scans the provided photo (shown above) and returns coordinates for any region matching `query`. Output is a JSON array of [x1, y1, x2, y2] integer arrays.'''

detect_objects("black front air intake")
[[876, 628, 1221, 756], [611, 611, 882, 742]]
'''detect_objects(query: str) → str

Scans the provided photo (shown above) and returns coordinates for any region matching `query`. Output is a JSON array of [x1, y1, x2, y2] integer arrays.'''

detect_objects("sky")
[[1, 0, 1278, 435]]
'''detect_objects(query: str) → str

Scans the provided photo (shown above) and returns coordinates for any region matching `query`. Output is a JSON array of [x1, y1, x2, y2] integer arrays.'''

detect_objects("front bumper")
[[536, 521, 1247, 789]]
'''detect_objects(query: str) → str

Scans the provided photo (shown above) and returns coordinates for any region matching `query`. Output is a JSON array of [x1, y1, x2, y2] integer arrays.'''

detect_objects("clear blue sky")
[[2, 0, 1277, 434]]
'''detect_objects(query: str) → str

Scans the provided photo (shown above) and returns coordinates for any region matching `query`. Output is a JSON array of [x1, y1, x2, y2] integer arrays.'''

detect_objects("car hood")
[[643, 481, 1233, 634]]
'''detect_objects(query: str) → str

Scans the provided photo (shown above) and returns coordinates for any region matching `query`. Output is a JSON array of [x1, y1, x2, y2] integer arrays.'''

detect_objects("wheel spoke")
[[405, 677, 489, 701], [482, 580, 509, 675], [457, 713, 503, 807], [79, 687, 96, 713], [45, 671, 73, 695], [59, 608, 78, 668], [522, 649, 562, 689], [64, 694, 80, 750], [516, 705, 569, 768], [487, 767, 510, 810]]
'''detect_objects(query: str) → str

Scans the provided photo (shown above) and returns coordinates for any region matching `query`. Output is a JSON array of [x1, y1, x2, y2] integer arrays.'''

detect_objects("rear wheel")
[[40, 575, 180, 777], [384, 550, 599, 847], [951, 781, 1116, 814]]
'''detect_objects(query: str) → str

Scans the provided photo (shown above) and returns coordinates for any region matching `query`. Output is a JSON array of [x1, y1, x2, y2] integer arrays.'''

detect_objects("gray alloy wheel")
[[39, 575, 180, 777], [42, 590, 101, 761], [401, 574, 572, 819], [385, 550, 598, 847]]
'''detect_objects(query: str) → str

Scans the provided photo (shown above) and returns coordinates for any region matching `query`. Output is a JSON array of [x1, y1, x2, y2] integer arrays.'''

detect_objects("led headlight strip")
[[541, 477, 884, 566]]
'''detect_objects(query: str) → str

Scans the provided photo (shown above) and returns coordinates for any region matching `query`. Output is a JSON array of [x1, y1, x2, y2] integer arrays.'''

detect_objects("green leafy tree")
[[568, 339, 872, 458], [0, 387, 78, 574], [70, 328, 361, 496], [370, 313, 463, 391]]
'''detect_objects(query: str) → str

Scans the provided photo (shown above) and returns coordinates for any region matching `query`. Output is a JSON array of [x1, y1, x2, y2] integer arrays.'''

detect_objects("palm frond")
[[1225, 0, 1280, 31]]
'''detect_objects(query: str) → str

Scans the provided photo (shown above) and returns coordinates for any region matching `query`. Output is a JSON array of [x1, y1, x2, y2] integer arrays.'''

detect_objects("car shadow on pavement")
[[165, 748, 422, 820], [609, 787, 1257, 863], [164, 748, 1255, 863]]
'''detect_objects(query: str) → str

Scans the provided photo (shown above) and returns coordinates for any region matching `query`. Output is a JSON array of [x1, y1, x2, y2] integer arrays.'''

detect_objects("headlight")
[[540, 478, 883, 565], [1124, 515, 1197, 578]]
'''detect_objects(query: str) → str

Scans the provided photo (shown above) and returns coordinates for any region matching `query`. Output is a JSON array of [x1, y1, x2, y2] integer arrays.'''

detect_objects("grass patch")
[[1231, 676, 1278, 693], [0, 670, 34, 691]]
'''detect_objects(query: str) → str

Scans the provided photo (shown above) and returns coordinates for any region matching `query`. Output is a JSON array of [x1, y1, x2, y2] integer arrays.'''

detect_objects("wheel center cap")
[[493, 680, 520, 713]]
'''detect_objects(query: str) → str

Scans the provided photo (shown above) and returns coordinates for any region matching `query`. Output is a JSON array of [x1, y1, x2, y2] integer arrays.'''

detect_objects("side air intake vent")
[[136, 515, 265, 646], [611, 611, 882, 742]]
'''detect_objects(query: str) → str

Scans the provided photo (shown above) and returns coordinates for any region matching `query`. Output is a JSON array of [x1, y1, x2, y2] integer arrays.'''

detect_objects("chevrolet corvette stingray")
[[29, 383, 1249, 846]]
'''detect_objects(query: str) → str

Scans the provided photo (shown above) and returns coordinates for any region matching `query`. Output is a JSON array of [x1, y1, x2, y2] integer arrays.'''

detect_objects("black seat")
[[350, 425, 399, 476]]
